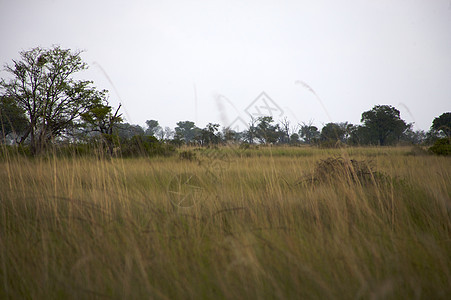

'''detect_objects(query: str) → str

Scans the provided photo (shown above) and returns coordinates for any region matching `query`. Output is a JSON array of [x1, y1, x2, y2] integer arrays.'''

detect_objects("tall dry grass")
[[0, 146, 450, 299]]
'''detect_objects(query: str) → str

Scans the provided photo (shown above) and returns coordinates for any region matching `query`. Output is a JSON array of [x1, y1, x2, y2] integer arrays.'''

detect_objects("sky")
[[1, 0, 450, 132]]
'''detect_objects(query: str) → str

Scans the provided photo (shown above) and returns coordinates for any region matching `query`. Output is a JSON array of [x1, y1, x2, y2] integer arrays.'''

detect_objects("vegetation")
[[0, 46, 115, 155], [0, 47, 450, 297], [0, 46, 449, 157], [432, 112, 451, 138], [0, 146, 449, 299], [429, 138, 451, 156]]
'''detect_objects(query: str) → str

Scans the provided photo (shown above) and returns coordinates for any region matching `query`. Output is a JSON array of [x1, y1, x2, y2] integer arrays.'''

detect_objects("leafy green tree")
[[299, 123, 320, 144], [0, 46, 105, 154], [360, 105, 408, 145], [115, 123, 145, 140], [174, 121, 200, 143], [145, 119, 163, 138], [222, 127, 240, 143], [401, 128, 427, 145], [80, 102, 122, 153], [200, 123, 221, 145], [256, 116, 280, 144], [0, 95, 28, 142], [320, 123, 346, 142], [431, 112, 451, 137], [242, 117, 258, 144], [81, 102, 122, 136], [289, 133, 301, 145]]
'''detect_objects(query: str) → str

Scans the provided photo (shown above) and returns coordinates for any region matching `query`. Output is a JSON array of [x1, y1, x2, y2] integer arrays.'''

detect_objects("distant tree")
[[0, 95, 28, 142], [279, 117, 291, 144], [81, 102, 122, 136], [320, 123, 346, 142], [256, 116, 280, 144], [199, 123, 221, 145], [299, 122, 320, 144], [222, 127, 240, 143], [80, 102, 122, 153], [0, 46, 105, 154], [163, 126, 174, 140], [360, 105, 408, 145], [401, 128, 427, 145], [174, 121, 199, 143], [115, 123, 145, 140], [289, 133, 301, 145], [145, 119, 163, 137], [431, 112, 451, 138], [243, 117, 258, 144]]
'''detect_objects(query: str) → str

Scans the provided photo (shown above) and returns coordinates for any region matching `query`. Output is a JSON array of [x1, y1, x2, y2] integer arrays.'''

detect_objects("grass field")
[[1, 146, 450, 299]]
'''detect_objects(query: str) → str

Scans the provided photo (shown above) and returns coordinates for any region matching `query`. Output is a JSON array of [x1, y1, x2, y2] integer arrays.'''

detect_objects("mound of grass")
[[306, 156, 385, 185]]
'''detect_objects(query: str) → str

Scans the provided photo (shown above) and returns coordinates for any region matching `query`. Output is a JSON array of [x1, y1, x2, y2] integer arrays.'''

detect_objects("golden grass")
[[0, 146, 450, 299]]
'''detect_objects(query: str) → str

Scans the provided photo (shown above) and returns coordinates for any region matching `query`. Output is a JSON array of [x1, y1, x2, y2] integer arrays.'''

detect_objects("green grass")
[[0, 146, 450, 299]]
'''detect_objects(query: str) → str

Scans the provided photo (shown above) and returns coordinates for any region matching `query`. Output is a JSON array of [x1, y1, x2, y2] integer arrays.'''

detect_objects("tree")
[[163, 126, 174, 140], [174, 121, 200, 143], [255, 116, 280, 144], [299, 122, 320, 144], [145, 119, 163, 137], [199, 123, 221, 145], [80, 102, 122, 153], [243, 117, 258, 144], [279, 117, 291, 144], [320, 123, 346, 142], [431, 112, 451, 138], [360, 105, 408, 145], [0, 95, 28, 142], [0, 46, 105, 154], [115, 123, 145, 140], [81, 102, 122, 135]]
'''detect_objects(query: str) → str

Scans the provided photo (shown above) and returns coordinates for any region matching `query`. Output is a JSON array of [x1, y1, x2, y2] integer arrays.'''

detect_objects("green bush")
[[429, 138, 451, 156], [121, 135, 176, 157]]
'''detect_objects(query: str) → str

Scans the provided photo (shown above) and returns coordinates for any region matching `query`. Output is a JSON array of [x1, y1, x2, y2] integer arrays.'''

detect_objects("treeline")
[[135, 108, 449, 147], [0, 46, 450, 157]]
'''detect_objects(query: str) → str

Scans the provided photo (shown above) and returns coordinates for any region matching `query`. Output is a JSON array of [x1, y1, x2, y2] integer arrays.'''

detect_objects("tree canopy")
[[431, 112, 451, 137], [360, 105, 409, 145], [0, 95, 28, 142], [0, 46, 109, 154]]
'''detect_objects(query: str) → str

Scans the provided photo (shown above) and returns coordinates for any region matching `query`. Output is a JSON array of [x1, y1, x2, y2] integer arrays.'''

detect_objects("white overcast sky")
[[1, 0, 450, 131]]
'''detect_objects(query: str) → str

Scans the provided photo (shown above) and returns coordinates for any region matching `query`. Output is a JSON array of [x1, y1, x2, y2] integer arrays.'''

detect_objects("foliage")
[[120, 135, 175, 157], [255, 116, 281, 144], [0, 95, 28, 141], [431, 112, 451, 137], [115, 123, 145, 139], [0, 46, 107, 154], [174, 121, 200, 144], [320, 122, 346, 142], [145, 119, 163, 138], [360, 105, 409, 145], [299, 123, 320, 144], [429, 138, 451, 156], [199, 123, 221, 145]]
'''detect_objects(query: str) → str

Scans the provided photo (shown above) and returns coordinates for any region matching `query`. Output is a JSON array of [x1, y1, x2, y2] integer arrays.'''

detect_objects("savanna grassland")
[[0, 146, 450, 299]]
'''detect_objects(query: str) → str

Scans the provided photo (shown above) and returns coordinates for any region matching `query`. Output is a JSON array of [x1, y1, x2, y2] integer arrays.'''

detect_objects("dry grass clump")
[[305, 156, 385, 185]]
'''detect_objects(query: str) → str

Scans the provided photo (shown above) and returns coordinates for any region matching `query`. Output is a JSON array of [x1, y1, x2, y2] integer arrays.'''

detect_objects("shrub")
[[121, 135, 176, 157], [429, 138, 451, 156]]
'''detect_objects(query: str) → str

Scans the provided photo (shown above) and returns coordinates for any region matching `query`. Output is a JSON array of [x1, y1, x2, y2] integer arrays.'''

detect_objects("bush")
[[121, 135, 176, 157], [429, 138, 451, 156]]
